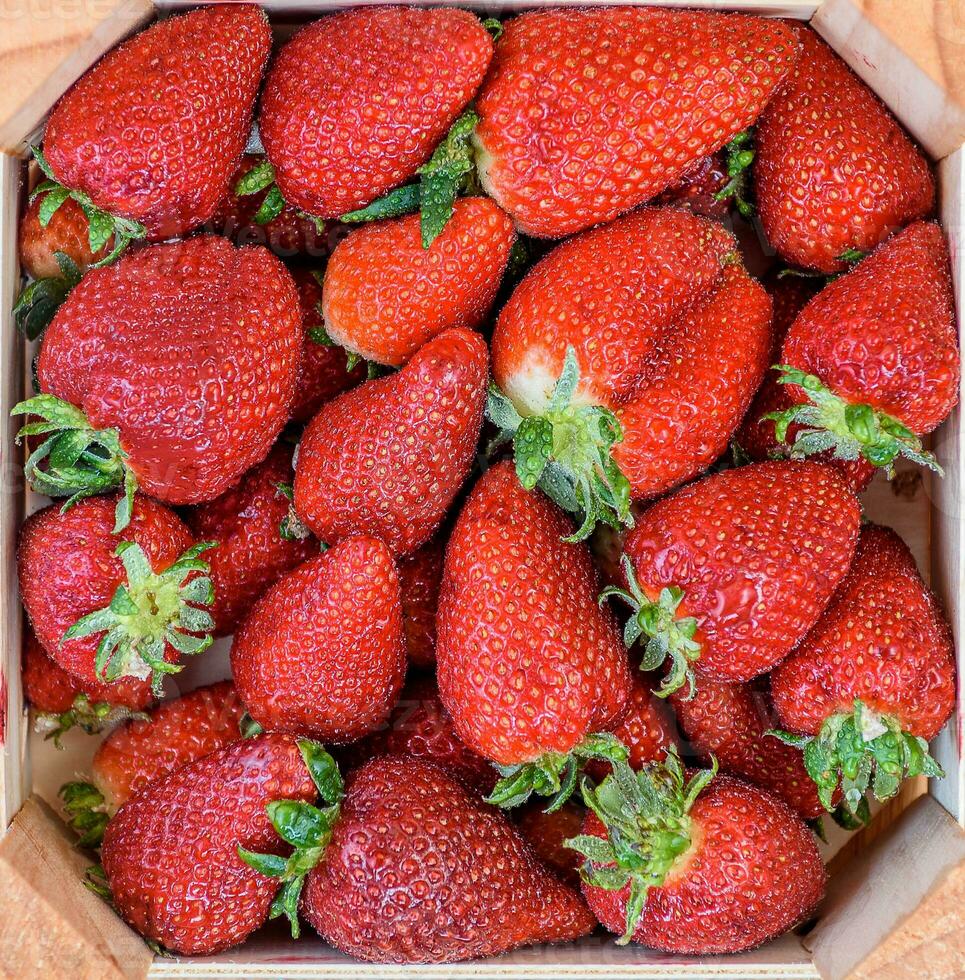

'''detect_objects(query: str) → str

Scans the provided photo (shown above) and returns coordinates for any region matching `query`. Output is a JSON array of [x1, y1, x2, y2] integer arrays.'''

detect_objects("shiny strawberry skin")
[[436, 461, 631, 765], [44, 6, 271, 240], [653, 153, 732, 219], [261, 7, 493, 217], [515, 801, 586, 889], [781, 221, 958, 438], [290, 267, 366, 422], [670, 677, 826, 820], [492, 208, 773, 500], [771, 524, 956, 741], [92, 681, 245, 811], [293, 328, 489, 556], [340, 675, 496, 796], [581, 776, 825, 953], [623, 461, 861, 682], [398, 535, 445, 669], [323, 198, 515, 367], [185, 445, 318, 635], [22, 628, 151, 713], [210, 155, 341, 258], [18, 195, 110, 280], [301, 756, 595, 963], [475, 9, 798, 237], [38, 236, 302, 504], [231, 537, 405, 742], [101, 733, 318, 955], [755, 23, 934, 273], [18, 496, 194, 687]]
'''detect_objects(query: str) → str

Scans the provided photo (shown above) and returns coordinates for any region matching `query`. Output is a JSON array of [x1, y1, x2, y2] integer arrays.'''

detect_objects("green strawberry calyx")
[[765, 365, 942, 476], [713, 128, 755, 219], [11, 393, 138, 532], [768, 698, 945, 817], [233, 158, 289, 225], [30, 146, 147, 267], [485, 732, 629, 812], [34, 694, 147, 749], [238, 740, 344, 939], [63, 540, 216, 696], [60, 780, 110, 849], [599, 555, 701, 699], [486, 346, 633, 542], [14, 251, 83, 342], [341, 108, 480, 249], [566, 749, 717, 944]]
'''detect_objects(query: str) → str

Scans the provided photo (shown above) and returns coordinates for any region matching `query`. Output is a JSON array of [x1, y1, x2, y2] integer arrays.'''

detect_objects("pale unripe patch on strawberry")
[[503, 347, 598, 417]]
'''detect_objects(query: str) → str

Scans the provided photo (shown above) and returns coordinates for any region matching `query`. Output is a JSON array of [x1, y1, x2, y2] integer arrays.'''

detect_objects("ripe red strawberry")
[[293, 328, 488, 556], [572, 754, 825, 951], [770, 524, 955, 815], [436, 461, 632, 808], [14, 236, 302, 526], [475, 9, 798, 238], [210, 155, 340, 258], [289, 267, 366, 422], [322, 198, 515, 367], [19, 194, 111, 280], [231, 537, 405, 742], [398, 535, 445, 668], [242, 753, 595, 962], [670, 676, 827, 820], [755, 23, 934, 273], [59, 681, 244, 848], [770, 221, 958, 475], [516, 801, 586, 889], [100, 733, 318, 955], [340, 675, 496, 796], [185, 444, 318, 636], [22, 628, 150, 744], [488, 208, 772, 536], [18, 495, 214, 693], [605, 461, 860, 693], [260, 7, 493, 219], [41, 5, 271, 243], [736, 276, 876, 494]]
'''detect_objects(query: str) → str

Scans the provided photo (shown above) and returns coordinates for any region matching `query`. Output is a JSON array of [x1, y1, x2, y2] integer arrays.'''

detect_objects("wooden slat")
[[0, 0, 153, 155]]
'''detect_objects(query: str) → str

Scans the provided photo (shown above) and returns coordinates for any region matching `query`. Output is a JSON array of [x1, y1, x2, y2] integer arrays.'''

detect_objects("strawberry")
[[13, 236, 302, 529], [289, 267, 366, 422], [240, 753, 596, 962], [19, 194, 111, 280], [735, 276, 876, 494], [185, 444, 319, 636], [768, 221, 958, 476], [100, 733, 319, 955], [436, 461, 632, 809], [258, 7, 492, 221], [18, 495, 215, 693], [769, 524, 956, 816], [211, 155, 340, 258], [322, 198, 515, 367], [293, 328, 488, 556], [22, 628, 149, 744], [340, 675, 496, 796], [488, 208, 772, 537], [59, 681, 244, 847], [652, 152, 733, 220], [754, 23, 934, 273], [398, 535, 445, 669], [670, 676, 827, 820], [516, 801, 586, 889], [231, 537, 405, 742], [474, 8, 798, 238], [39, 5, 271, 246], [571, 753, 825, 951], [603, 461, 861, 693]]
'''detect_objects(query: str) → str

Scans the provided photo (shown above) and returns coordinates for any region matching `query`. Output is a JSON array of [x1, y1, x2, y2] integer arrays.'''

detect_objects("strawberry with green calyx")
[[769, 524, 955, 817], [570, 751, 826, 952], [604, 461, 860, 695], [238, 740, 343, 936], [14, 251, 82, 342], [768, 221, 957, 477]]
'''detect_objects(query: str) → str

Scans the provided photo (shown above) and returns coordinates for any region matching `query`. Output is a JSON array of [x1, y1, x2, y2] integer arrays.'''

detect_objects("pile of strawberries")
[[13, 2, 959, 965]]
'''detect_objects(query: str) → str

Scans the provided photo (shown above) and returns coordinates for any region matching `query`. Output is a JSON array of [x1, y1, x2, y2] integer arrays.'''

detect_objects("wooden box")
[[0, 1, 963, 977]]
